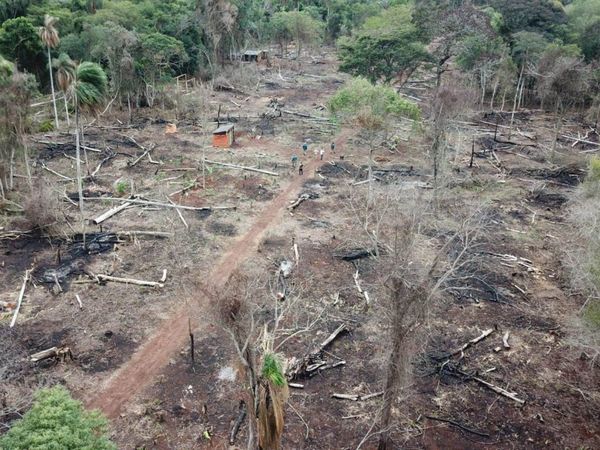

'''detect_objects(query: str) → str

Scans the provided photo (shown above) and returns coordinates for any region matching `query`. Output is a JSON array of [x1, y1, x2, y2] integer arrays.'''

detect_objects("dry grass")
[[22, 179, 64, 235]]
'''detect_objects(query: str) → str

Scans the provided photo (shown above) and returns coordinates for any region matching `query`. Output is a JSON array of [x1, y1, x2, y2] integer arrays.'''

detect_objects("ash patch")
[[208, 221, 237, 236], [529, 191, 568, 209]]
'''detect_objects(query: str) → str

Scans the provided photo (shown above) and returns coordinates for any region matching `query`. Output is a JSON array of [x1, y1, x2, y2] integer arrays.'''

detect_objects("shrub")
[[0, 386, 116, 450], [38, 120, 54, 133], [583, 300, 600, 330], [114, 180, 128, 196], [22, 179, 62, 235], [588, 156, 600, 182]]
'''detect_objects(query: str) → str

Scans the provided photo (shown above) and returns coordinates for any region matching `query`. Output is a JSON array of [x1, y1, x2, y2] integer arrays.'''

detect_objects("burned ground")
[[0, 48, 599, 450]]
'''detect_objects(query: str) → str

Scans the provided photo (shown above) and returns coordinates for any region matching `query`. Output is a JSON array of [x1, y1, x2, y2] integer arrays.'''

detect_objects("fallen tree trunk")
[[30, 346, 73, 362], [96, 274, 164, 288], [203, 159, 279, 176], [288, 193, 311, 211], [10, 269, 31, 328], [282, 109, 329, 121], [92, 202, 133, 225], [331, 391, 383, 401], [83, 196, 236, 212]]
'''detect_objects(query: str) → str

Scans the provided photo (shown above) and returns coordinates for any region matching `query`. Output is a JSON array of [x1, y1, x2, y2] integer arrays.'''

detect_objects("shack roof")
[[213, 123, 235, 134], [243, 50, 260, 56]]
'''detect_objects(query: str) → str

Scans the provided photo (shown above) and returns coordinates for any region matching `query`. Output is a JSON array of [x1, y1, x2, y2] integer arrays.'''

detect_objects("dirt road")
[[86, 158, 325, 418]]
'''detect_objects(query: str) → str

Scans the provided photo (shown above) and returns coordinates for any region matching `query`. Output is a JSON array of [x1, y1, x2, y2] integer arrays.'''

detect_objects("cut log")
[[288, 193, 311, 211], [30, 346, 73, 362], [331, 391, 383, 401], [75, 294, 83, 309], [96, 274, 164, 288], [30, 347, 59, 362], [293, 243, 299, 264], [289, 383, 304, 389], [10, 269, 31, 328], [503, 331, 511, 349], [92, 202, 133, 225], [116, 231, 173, 240], [308, 360, 346, 377], [83, 196, 236, 212], [203, 159, 279, 176]]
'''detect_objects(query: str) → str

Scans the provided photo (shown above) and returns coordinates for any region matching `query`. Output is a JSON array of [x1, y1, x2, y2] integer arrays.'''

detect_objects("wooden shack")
[[212, 123, 235, 148], [242, 50, 268, 62]]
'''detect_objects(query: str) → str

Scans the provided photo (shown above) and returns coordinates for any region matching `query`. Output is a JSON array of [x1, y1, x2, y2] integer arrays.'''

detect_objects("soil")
[[1, 48, 599, 450]]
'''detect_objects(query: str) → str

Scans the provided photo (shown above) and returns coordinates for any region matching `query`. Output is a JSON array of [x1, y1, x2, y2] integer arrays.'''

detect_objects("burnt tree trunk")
[[378, 280, 421, 450]]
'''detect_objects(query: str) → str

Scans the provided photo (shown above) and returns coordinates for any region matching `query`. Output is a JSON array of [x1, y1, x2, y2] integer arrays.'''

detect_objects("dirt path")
[[86, 157, 325, 418]]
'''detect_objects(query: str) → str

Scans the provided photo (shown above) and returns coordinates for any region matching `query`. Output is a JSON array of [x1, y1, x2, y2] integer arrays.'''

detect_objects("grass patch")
[[583, 300, 600, 330]]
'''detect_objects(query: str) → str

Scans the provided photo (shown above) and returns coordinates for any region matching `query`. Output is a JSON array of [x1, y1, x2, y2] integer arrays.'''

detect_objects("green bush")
[[0, 386, 116, 450], [588, 156, 600, 182], [115, 180, 128, 196], [38, 120, 54, 133], [583, 300, 600, 330]]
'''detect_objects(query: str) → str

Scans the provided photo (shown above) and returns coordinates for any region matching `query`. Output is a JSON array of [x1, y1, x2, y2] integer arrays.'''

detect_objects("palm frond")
[[75, 62, 107, 109], [53, 53, 76, 93], [262, 353, 286, 387], [39, 15, 60, 48]]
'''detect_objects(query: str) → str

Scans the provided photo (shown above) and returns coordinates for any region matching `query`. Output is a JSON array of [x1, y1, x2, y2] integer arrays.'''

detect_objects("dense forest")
[[1, 1, 600, 449]]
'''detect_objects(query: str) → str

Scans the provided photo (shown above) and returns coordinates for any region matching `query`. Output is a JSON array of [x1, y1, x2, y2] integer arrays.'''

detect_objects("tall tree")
[[338, 4, 429, 84], [0, 17, 44, 78], [56, 57, 107, 225], [38, 14, 61, 130], [329, 77, 420, 246]]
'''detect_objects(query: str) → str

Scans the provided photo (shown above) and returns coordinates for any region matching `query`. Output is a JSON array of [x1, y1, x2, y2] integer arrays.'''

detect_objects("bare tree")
[[343, 183, 488, 449]]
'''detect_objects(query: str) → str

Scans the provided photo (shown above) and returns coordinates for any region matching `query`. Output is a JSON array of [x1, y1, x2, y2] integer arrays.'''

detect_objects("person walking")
[[298, 162, 304, 175], [331, 142, 335, 153], [302, 141, 308, 156], [319, 148, 324, 160], [291, 154, 298, 168]]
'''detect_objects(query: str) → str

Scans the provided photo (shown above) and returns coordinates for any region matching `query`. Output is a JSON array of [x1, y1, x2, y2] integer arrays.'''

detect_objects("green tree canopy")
[[0, 386, 116, 450], [267, 10, 324, 57], [329, 77, 420, 129], [338, 4, 429, 84], [0, 17, 44, 75]]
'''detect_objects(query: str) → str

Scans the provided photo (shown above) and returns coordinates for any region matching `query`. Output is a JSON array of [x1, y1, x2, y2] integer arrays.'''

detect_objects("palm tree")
[[38, 15, 60, 129], [55, 55, 107, 225], [53, 53, 74, 126]]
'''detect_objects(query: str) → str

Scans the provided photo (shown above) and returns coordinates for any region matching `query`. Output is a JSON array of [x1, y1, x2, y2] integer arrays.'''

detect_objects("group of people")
[[291, 141, 336, 175]]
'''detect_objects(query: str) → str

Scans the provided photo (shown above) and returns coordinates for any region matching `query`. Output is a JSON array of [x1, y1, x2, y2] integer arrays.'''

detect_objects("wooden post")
[[188, 318, 195, 370], [469, 137, 475, 168]]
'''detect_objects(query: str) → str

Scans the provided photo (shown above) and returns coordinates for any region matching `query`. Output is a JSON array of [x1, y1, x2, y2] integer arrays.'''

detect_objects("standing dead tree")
[[343, 183, 489, 449], [216, 266, 326, 449]]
